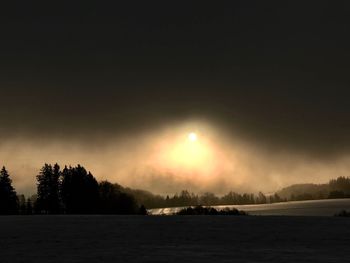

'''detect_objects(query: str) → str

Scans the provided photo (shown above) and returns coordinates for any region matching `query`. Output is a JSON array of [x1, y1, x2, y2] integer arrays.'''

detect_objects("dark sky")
[[1, 1, 350, 158]]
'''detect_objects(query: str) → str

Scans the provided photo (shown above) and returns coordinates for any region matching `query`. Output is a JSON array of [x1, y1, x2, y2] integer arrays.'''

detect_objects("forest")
[[0, 164, 146, 215], [1, 164, 350, 214]]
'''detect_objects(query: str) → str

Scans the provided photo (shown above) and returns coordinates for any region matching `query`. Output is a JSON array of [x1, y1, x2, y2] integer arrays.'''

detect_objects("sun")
[[158, 131, 214, 172], [152, 126, 222, 179], [188, 132, 198, 142]]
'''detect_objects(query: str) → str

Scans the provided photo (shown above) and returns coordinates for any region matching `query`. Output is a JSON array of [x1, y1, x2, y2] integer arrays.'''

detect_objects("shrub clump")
[[176, 205, 247, 216], [335, 210, 350, 217]]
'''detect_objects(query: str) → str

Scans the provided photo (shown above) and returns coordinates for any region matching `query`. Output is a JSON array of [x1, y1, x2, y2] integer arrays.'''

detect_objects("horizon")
[[2, 1, 350, 197], [0, 162, 344, 198]]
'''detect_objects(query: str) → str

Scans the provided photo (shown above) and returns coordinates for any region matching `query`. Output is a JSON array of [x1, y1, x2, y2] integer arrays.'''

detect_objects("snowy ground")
[[150, 198, 350, 216], [1, 215, 350, 262]]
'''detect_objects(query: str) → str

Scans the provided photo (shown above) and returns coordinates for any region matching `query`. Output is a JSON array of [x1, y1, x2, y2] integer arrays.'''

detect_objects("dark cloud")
[[1, 1, 350, 158]]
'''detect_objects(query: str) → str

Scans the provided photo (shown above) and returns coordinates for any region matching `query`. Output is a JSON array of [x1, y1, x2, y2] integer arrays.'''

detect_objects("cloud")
[[1, 120, 350, 196]]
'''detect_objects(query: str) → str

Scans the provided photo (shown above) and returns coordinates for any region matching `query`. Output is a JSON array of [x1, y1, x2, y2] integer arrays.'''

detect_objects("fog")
[[1, 119, 349, 197], [1, 1, 350, 197]]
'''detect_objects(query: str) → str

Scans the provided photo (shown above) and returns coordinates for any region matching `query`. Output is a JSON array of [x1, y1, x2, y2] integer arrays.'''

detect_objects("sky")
[[1, 1, 350, 196]]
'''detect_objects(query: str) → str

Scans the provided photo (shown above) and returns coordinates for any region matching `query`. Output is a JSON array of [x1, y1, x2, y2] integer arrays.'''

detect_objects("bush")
[[176, 205, 247, 216], [335, 210, 350, 217]]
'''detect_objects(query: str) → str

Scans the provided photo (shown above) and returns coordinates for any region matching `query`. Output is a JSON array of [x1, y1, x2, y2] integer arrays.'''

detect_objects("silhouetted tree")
[[123, 188, 166, 209], [139, 205, 148, 215], [0, 166, 18, 214], [328, 190, 345, 199], [221, 191, 238, 204], [52, 163, 61, 212], [30, 194, 40, 214], [99, 181, 139, 214], [329, 177, 350, 195], [26, 198, 33, 215], [117, 192, 139, 214], [335, 210, 350, 217], [61, 165, 99, 214], [257, 192, 267, 204], [200, 192, 219, 206], [269, 193, 282, 203], [18, 194, 26, 215], [177, 205, 247, 216], [99, 181, 119, 214], [36, 163, 61, 214]]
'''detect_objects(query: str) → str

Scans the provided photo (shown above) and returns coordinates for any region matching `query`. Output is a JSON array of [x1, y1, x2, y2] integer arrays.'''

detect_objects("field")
[[1, 214, 350, 262], [150, 198, 350, 216]]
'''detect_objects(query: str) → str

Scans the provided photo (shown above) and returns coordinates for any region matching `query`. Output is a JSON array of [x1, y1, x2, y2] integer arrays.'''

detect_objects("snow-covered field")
[[1, 214, 350, 262], [150, 198, 350, 216]]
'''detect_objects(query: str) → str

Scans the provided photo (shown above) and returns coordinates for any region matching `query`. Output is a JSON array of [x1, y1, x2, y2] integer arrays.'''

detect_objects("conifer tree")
[[36, 163, 61, 214], [0, 166, 18, 214]]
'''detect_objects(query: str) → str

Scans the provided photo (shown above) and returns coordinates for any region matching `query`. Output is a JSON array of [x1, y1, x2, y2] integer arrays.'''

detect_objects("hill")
[[277, 183, 329, 201]]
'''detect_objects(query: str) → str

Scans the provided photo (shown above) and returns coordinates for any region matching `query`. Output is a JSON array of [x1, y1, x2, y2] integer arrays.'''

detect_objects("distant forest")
[[1, 163, 350, 214]]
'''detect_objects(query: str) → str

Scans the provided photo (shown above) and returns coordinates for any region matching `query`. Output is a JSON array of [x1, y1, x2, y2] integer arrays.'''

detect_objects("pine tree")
[[18, 194, 26, 215], [61, 165, 99, 214], [36, 164, 61, 214], [26, 198, 33, 215], [51, 163, 61, 213], [0, 166, 18, 214]]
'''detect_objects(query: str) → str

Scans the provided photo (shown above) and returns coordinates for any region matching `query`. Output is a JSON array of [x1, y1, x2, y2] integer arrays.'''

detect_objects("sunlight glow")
[[153, 129, 219, 178], [170, 135, 208, 169], [188, 132, 198, 142]]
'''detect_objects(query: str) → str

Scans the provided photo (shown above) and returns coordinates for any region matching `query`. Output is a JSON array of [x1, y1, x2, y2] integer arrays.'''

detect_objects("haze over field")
[[2, 116, 350, 196], [1, 2, 350, 196]]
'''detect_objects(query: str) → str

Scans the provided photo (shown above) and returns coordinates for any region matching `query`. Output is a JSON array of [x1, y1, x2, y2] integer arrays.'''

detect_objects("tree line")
[[277, 177, 350, 201], [0, 164, 147, 215], [2, 163, 350, 214], [114, 178, 350, 209], [126, 189, 284, 209]]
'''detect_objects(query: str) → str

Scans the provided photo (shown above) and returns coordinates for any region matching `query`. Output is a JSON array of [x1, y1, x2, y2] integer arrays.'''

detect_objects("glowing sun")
[[188, 132, 198, 142], [155, 131, 216, 174]]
